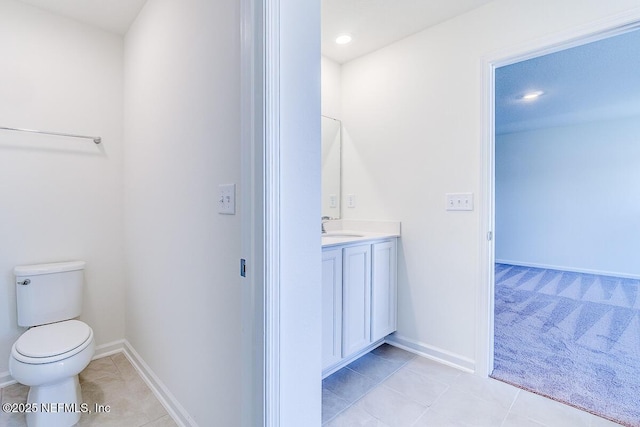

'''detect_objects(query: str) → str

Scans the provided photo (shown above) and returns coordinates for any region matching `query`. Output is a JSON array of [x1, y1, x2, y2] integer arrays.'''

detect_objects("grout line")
[[323, 349, 417, 423], [322, 362, 410, 425], [499, 388, 520, 427], [321, 388, 350, 424], [324, 352, 432, 424], [109, 353, 126, 380], [380, 362, 451, 407], [409, 405, 430, 427], [401, 364, 462, 385], [423, 382, 451, 412], [322, 369, 374, 423], [350, 383, 390, 426]]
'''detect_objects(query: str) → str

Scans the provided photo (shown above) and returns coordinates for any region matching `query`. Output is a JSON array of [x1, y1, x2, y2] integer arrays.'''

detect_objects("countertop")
[[321, 220, 401, 248]]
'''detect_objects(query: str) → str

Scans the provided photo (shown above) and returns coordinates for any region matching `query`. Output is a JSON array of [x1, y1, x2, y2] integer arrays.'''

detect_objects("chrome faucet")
[[321, 216, 332, 234]]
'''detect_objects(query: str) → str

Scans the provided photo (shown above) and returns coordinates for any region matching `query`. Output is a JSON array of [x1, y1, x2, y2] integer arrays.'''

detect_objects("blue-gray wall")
[[495, 116, 640, 277]]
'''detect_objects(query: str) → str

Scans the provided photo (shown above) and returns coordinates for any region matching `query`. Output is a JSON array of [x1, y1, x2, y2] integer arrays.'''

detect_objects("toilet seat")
[[12, 320, 93, 365]]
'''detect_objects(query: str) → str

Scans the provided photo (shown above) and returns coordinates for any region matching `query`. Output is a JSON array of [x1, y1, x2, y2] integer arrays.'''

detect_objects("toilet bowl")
[[9, 261, 94, 427], [9, 319, 95, 427]]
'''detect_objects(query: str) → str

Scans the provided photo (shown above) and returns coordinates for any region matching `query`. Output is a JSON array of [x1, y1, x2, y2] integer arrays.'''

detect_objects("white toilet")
[[8, 261, 95, 427]]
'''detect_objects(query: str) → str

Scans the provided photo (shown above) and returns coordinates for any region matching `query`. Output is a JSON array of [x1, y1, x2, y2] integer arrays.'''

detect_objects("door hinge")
[[487, 231, 493, 241], [240, 259, 247, 277]]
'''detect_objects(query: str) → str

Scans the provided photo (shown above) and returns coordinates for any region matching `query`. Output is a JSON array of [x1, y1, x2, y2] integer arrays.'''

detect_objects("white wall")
[[321, 117, 341, 219], [496, 117, 640, 277], [0, 0, 125, 375], [339, 0, 640, 369], [123, 0, 242, 425], [321, 57, 342, 219], [321, 56, 342, 119]]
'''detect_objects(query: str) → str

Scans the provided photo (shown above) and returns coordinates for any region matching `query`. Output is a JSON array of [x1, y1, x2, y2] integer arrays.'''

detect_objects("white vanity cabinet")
[[342, 244, 372, 358], [322, 248, 343, 369], [322, 238, 397, 376], [371, 240, 397, 342]]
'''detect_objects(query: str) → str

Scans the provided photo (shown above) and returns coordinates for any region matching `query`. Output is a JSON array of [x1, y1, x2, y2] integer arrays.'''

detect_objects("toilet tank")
[[14, 261, 86, 327]]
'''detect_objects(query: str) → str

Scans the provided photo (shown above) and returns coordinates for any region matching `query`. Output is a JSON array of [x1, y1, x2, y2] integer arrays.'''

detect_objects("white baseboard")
[[1, 339, 193, 427], [0, 370, 14, 388], [495, 259, 640, 280], [93, 339, 127, 359], [385, 334, 475, 373], [122, 341, 195, 427]]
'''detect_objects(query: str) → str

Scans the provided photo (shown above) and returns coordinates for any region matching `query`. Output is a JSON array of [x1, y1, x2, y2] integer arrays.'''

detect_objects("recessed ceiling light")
[[335, 34, 352, 45], [520, 91, 544, 101]]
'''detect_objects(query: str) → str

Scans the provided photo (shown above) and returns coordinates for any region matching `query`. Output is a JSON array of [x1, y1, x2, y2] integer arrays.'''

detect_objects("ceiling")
[[496, 28, 640, 134], [17, 0, 495, 61], [18, 0, 495, 50], [15, 0, 640, 133], [321, 0, 494, 64], [17, 0, 147, 34]]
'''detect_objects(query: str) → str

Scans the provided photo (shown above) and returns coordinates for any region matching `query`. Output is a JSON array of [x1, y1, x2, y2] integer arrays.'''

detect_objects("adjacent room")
[[493, 27, 640, 426]]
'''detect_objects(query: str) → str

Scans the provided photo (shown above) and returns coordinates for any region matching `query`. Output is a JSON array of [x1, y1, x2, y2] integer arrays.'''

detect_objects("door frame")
[[477, 12, 640, 377], [241, 0, 322, 425]]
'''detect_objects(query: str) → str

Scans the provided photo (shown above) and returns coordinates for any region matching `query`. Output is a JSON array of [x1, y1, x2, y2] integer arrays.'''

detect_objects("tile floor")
[[1, 345, 626, 427], [0, 352, 177, 427], [322, 344, 624, 427]]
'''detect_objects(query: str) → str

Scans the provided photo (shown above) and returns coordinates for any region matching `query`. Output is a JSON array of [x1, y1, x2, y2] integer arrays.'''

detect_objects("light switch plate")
[[219, 184, 236, 214], [347, 194, 356, 208], [446, 193, 473, 211], [329, 194, 337, 208]]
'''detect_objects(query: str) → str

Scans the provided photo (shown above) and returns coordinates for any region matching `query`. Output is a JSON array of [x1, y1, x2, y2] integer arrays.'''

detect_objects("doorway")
[[485, 23, 640, 427]]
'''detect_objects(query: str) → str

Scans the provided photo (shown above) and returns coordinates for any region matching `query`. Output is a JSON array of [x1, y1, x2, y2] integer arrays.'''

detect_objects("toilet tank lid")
[[14, 261, 86, 276]]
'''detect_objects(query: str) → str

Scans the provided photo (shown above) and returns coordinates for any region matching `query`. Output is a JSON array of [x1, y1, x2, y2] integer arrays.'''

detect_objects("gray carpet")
[[492, 263, 640, 427]]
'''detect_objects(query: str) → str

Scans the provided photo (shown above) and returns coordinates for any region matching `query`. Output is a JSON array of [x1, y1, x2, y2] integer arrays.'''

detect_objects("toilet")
[[8, 261, 95, 427]]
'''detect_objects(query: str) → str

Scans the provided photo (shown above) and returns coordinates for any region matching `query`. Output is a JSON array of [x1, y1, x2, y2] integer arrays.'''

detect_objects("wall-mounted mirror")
[[321, 115, 341, 218]]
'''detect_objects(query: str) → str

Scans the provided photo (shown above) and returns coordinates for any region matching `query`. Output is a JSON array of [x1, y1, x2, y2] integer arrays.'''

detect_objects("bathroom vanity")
[[321, 221, 400, 378]]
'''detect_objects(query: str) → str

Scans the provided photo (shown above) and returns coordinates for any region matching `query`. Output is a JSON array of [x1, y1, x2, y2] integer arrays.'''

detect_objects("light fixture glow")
[[335, 34, 352, 45], [521, 91, 544, 101]]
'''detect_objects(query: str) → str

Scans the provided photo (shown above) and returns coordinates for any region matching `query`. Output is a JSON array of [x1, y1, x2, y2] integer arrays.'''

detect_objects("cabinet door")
[[342, 244, 371, 358], [371, 240, 397, 341], [322, 249, 343, 370]]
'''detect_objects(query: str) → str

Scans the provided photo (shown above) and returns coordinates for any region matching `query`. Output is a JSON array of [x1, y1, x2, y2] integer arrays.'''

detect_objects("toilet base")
[[25, 375, 83, 427]]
